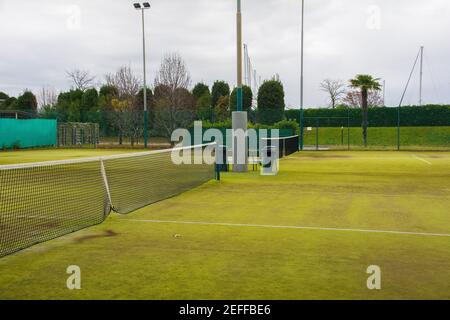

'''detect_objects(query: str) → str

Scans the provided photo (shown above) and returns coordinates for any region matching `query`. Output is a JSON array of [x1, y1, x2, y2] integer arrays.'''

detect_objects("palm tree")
[[349, 75, 381, 147]]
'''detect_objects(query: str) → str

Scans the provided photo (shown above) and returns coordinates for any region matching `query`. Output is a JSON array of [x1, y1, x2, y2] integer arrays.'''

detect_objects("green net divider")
[[0, 119, 57, 149], [0, 143, 216, 257]]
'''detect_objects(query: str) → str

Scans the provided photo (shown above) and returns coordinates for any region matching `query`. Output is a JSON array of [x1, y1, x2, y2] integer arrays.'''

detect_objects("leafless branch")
[[154, 53, 191, 92], [66, 69, 96, 91], [320, 79, 346, 108], [344, 90, 384, 108], [105, 66, 140, 100], [37, 86, 58, 109]]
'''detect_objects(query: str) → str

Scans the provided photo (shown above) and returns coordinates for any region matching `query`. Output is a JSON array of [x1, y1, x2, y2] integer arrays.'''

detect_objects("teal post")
[[236, 87, 243, 112], [144, 109, 148, 148], [315, 118, 319, 151], [299, 108, 304, 150], [347, 107, 351, 151]]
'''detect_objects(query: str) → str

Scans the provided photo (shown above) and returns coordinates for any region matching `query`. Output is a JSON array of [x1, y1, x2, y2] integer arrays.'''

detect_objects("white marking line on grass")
[[412, 155, 432, 165], [122, 219, 450, 238]]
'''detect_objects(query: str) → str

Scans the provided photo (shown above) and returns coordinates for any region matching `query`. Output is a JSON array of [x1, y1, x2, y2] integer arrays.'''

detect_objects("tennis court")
[[0, 149, 449, 299]]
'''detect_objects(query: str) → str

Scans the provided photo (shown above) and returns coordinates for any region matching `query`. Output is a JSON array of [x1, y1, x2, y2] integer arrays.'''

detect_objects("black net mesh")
[[0, 160, 107, 257], [0, 144, 215, 257], [103, 145, 215, 214], [263, 136, 300, 159]]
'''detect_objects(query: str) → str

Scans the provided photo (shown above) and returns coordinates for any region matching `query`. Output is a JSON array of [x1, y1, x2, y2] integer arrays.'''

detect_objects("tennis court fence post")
[[348, 108, 351, 151], [315, 119, 319, 151], [215, 144, 221, 181]]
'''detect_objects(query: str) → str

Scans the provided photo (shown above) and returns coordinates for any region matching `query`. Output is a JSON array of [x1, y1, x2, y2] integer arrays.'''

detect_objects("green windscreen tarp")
[[0, 119, 57, 149]]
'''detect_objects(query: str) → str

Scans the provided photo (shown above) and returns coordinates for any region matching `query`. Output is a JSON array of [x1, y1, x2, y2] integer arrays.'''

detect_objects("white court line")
[[412, 155, 432, 165], [122, 219, 450, 238]]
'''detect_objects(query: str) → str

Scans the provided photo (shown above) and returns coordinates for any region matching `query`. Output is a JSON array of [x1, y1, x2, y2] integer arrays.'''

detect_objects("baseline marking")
[[122, 219, 450, 238], [412, 155, 432, 165]]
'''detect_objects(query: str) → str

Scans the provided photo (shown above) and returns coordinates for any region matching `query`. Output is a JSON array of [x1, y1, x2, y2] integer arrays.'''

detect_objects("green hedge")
[[188, 120, 297, 147], [285, 105, 450, 127]]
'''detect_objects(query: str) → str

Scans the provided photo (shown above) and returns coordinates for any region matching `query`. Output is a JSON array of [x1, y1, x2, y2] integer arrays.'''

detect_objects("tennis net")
[[0, 143, 216, 257], [262, 135, 300, 159]]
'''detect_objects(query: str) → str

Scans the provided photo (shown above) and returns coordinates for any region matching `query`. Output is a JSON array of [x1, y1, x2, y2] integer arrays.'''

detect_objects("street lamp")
[[133, 2, 151, 148]]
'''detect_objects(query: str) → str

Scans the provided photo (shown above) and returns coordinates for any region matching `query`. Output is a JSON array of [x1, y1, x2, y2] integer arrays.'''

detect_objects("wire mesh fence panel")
[[58, 123, 100, 148], [0, 160, 108, 258], [301, 121, 448, 150], [302, 117, 350, 151], [398, 127, 450, 151]]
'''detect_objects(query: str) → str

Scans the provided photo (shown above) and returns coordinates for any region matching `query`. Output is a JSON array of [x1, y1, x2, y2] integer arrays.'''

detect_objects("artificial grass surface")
[[0, 150, 449, 299]]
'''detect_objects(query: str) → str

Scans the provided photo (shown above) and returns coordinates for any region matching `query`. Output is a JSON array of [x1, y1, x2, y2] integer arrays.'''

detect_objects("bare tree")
[[320, 79, 346, 108], [154, 53, 191, 91], [106, 66, 142, 145], [105, 66, 140, 99], [153, 53, 195, 139], [37, 86, 58, 109], [66, 69, 96, 91]]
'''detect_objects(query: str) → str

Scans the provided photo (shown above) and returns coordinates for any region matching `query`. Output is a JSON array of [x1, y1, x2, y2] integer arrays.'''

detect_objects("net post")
[[100, 159, 113, 212]]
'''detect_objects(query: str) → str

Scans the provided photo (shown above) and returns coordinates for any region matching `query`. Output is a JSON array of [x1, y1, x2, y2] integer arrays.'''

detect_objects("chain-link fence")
[[301, 119, 450, 151]]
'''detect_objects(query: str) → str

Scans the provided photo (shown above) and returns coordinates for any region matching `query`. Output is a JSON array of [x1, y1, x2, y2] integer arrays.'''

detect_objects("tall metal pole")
[[299, 0, 305, 151], [232, 0, 247, 173], [419, 46, 424, 106], [398, 48, 421, 151], [383, 80, 386, 106], [236, 0, 243, 112], [248, 57, 252, 89], [141, 8, 149, 148], [243, 44, 248, 86], [253, 69, 257, 96]]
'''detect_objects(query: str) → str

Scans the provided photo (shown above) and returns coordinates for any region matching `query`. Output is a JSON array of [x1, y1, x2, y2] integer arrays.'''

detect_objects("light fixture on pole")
[[133, 2, 151, 148]]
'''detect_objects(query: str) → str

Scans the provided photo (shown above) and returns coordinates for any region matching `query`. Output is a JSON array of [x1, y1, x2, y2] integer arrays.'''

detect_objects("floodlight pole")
[[232, 0, 248, 172], [134, 3, 150, 148], [299, 0, 305, 151], [142, 7, 149, 148], [398, 47, 421, 151], [419, 46, 424, 106], [236, 0, 243, 112]]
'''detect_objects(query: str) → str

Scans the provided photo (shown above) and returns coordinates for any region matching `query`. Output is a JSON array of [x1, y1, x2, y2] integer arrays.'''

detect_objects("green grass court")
[[0, 149, 449, 299]]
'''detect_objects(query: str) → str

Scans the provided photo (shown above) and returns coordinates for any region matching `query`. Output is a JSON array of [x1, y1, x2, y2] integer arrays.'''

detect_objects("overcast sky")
[[1, 0, 449, 108]]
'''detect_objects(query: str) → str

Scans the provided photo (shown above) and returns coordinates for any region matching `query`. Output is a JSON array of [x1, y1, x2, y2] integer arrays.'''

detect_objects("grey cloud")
[[0, 0, 448, 107]]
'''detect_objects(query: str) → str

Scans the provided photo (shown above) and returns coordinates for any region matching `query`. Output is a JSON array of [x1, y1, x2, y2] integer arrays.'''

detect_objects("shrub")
[[274, 120, 300, 135], [257, 80, 285, 125]]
